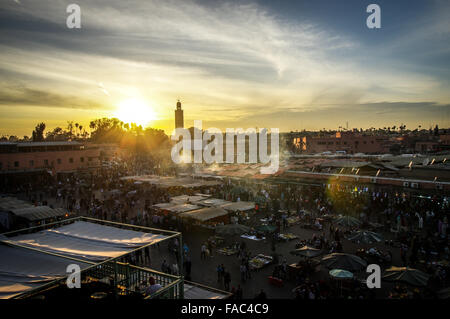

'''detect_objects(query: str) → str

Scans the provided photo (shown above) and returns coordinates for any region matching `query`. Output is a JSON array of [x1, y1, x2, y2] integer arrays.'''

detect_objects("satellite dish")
[[423, 158, 429, 166]]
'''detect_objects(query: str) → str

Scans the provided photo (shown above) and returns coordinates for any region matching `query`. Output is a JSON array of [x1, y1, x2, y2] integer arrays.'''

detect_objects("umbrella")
[[329, 269, 354, 279], [438, 287, 450, 299], [348, 231, 383, 244], [215, 224, 251, 236], [382, 267, 430, 287], [255, 225, 277, 233], [290, 245, 321, 258], [334, 216, 361, 227], [254, 195, 266, 204], [321, 253, 367, 272]]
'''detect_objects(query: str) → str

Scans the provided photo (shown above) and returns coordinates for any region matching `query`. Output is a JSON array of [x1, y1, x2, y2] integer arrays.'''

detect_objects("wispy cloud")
[[0, 0, 449, 135]]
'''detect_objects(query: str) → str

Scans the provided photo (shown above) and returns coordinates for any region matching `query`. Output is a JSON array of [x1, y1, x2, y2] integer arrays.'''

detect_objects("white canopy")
[[198, 198, 230, 207], [3, 221, 168, 262], [220, 201, 255, 212], [0, 244, 92, 299], [180, 207, 229, 222], [165, 203, 201, 214]]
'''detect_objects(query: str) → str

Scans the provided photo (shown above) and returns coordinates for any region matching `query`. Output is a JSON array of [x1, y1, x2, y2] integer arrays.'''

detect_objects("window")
[[69, 158, 74, 163], [57, 159, 62, 164], [80, 157, 84, 163], [88, 157, 93, 162], [44, 159, 49, 166], [14, 161, 19, 167], [29, 160, 34, 167]]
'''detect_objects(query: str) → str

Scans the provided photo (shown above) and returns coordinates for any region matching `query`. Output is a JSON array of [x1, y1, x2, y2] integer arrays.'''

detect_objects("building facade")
[[297, 132, 389, 154], [0, 141, 100, 174]]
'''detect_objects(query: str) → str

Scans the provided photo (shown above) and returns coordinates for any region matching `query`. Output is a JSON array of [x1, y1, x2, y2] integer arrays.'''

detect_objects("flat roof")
[[2, 220, 169, 262], [0, 197, 68, 222], [0, 217, 179, 299], [17, 141, 83, 147], [0, 243, 92, 299]]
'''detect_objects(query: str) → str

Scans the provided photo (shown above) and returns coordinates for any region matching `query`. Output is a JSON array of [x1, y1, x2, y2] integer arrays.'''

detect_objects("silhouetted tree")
[[32, 122, 46, 141]]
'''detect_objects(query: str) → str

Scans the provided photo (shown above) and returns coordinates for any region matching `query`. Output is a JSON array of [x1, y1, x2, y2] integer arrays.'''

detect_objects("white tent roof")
[[179, 207, 229, 222], [0, 244, 92, 299], [165, 203, 201, 213], [170, 195, 210, 204], [3, 221, 168, 262], [220, 201, 255, 212], [198, 198, 230, 207]]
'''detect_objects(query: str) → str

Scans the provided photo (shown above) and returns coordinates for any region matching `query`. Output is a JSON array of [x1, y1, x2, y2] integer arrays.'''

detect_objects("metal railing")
[[84, 261, 182, 298], [1, 216, 184, 300]]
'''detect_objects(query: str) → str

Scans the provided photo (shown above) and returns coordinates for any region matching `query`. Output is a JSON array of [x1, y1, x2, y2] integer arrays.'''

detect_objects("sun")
[[113, 99, 157, 127]]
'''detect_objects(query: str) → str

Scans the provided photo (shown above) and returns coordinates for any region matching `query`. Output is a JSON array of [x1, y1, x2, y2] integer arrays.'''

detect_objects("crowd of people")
[[1, 157, 449, 299]]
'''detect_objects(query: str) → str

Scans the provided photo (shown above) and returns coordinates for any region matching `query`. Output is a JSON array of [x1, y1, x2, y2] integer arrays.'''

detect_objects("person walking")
[[144, 245, 151, 265], [161, 260, 168, 273], [236, 285, 243, 299], [240, 264, 247, 283], [217, 264, 224, 284], [185, 255, 192, 277], [224, 271, 231, 291], [201, 243, 207, 260]]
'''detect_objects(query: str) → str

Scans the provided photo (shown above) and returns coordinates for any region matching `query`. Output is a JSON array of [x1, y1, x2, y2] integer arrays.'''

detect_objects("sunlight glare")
[[114, 99, 157, 127]]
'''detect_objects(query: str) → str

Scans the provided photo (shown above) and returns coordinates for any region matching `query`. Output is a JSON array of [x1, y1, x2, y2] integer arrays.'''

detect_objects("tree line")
[[1, 118, 171, 155]]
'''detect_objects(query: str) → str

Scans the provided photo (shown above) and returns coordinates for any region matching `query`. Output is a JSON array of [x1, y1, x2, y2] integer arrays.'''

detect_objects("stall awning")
[[0, 244, 92, 299], [11, 206, 68, 222], [170, 195, 210, 204], [198, 198, 230, 207], [220, 201, 255, 212], [166, 203, 201, 213], [179, 207, 229, 222], [153, 202, 178, 210], [2, 221, 168, 262]]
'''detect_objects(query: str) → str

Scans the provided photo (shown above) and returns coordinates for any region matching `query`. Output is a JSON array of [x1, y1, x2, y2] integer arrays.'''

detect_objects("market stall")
[[179, 207, 230, 229], [248, 254, 273, 270], [277, 233, 298, 241]]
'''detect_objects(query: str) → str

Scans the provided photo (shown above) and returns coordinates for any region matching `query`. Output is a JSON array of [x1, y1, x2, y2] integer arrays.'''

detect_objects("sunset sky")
[[0, 0, 449, 137]]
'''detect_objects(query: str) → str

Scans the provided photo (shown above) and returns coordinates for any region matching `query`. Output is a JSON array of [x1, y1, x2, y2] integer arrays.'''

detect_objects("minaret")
[[175, 100, 184, 129]]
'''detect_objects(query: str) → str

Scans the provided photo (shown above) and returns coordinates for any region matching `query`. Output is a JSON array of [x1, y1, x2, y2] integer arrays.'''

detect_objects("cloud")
[[202, 102, 450, 131], [0, 0, 449, 136], [0, 86, 106, 110]]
